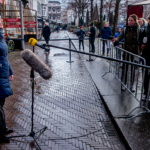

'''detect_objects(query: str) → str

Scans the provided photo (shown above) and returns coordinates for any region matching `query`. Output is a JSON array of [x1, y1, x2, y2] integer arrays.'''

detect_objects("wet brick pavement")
[[0, 31, 126, 150]]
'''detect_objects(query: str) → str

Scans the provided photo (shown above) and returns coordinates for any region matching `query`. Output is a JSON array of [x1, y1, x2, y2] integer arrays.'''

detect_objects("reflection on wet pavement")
[[0, 31, 126, 150]]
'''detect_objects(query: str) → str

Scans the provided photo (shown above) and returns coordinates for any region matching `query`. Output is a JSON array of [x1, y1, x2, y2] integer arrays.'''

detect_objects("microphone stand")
[[8, 46, 47, 150]]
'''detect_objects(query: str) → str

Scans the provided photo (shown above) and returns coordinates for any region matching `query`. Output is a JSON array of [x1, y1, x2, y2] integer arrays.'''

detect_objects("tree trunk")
[[100, 0, 103, 30], [113, 0, 121, 34], [91, 0, 93, 20]]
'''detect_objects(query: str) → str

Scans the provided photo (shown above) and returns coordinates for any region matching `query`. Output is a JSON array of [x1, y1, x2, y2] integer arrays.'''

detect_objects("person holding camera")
[[0, 18, 14, 143], [88, 23, 96, 53]]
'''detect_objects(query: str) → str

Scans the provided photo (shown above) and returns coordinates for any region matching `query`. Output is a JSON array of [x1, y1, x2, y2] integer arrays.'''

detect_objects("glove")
[[141, 45, 146, 50]]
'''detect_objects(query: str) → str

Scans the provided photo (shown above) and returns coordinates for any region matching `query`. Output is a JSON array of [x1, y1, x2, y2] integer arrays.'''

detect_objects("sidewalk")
[[68, 31, 150, 150], [0, 31, 125, 150]]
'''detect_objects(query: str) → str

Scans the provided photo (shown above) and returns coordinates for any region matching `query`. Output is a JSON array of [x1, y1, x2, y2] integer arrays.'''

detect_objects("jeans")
[[89, 37, 95, 52], [79, 40, 84, 50], [102, 40, 110, 54], [121, 55, 135, 85], [0, 98, 6, 138], [44, 37, 50, 45]]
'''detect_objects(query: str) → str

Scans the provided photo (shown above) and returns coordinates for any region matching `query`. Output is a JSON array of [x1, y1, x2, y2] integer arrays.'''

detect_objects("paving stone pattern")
[[0, 31, 126, 150]]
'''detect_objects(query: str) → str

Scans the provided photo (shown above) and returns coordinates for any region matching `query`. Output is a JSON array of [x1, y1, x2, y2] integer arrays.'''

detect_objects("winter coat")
[[77, 30, 86, 40], [43, 26, 51, 39], [115, 23, 142, 55], [115, 26, 123, 46], [101, 27, 112, 39], [89, 26, 96, 38], [140, 22, 146, 32], [141, 24, 150, 65], [0, 35, 13, 98]]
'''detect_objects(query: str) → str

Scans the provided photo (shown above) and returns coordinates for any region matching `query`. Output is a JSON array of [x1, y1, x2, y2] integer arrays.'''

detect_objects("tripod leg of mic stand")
[[35, 126, 47, 135]]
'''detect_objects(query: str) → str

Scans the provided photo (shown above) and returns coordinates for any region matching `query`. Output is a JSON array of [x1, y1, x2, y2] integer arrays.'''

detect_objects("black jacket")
[[77, 30, 86, 40], [43, 26, 51, 39], [141, 24, 150, 65], [89, 26, 96, 38]]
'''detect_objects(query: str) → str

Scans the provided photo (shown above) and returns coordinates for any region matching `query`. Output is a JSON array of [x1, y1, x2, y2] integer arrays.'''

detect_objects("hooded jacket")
[[114, 26, 123, 38], [77, 30, 86, 40], [101, 27, 112, 39], [0, 32, 13, 98]]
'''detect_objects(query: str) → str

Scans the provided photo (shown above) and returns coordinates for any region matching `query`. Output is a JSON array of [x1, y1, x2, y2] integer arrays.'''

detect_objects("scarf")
[[0, 28, 4, 39]]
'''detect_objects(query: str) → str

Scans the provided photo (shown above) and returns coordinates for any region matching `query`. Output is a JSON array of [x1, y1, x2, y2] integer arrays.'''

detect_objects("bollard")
[[66, 39, 74, 63]]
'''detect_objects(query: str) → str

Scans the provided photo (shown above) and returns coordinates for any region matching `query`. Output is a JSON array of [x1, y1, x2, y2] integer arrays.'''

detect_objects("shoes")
[[121, 84, 127, 91], [0, 136, 10, 143], [4, 129, 13, 135], [142, 94, 146, 101]]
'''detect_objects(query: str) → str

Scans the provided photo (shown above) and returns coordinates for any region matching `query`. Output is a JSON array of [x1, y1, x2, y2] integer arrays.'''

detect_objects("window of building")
[[57, 7, 60, 12], [53, 7, 56, 12], [49, 14, 51, 19], [57, 14, 60, 20], [48, 7, 51, 12], [42, 6, 46, 16], [53, 14, 56, 20]]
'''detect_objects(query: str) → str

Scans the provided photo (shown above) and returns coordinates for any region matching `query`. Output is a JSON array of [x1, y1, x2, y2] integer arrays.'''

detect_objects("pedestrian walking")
[[43, 22, 51, 45], [56, 25, 60, 33], [77, 26, 86, 51], [0, 18, 14, 143], [88, 23, 96, 53], [141, 14, 150, 100], [101, 22, 112, 56], [112, 14, 142, 92]]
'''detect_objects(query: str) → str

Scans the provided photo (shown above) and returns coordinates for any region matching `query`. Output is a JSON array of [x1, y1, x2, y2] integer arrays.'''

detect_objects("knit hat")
[[80, 26, 83, 29], [90, 23, 93, 26], [117, 25, 123, 29]]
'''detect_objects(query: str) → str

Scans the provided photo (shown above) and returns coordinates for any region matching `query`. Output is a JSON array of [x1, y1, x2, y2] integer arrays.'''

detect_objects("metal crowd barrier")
[[9, 35, 150, 119]]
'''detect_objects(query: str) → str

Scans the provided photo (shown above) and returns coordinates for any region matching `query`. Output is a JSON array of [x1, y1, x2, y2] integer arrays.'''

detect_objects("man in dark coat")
[[101, 22, 112, 56], [112, 14, 142, 92], [77, 26, 86, 51], [0, 18, 14, 143], [43, 22, 51, 45], [88, 23, 96, 53], [141, 14, 150, 100]]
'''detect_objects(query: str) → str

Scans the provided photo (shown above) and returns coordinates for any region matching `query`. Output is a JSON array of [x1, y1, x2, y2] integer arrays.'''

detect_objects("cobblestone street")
[[0, 31, 126, 150]]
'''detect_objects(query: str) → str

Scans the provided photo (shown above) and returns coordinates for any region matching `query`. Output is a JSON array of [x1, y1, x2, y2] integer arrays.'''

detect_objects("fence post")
[[86, 37, 94, 61], [66, 38, 74, 63]]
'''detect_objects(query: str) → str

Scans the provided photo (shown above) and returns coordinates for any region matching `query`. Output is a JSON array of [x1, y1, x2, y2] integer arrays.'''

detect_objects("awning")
[[130, 0, 150, 6]]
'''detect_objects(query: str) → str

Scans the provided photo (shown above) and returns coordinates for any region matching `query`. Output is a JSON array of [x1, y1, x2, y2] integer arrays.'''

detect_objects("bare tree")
[[99, 0, 103, 30], [113, 0, 121, 34], [67, 0, 89, 18]]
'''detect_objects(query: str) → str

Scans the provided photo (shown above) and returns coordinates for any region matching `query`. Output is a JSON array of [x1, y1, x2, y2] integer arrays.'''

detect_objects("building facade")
[[41, 0, 48, 20], [48, 1, 62, 24]]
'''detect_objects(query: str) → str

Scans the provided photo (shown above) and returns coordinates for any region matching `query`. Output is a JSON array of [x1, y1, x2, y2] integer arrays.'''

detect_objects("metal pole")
[[66, 39, 74, 63], [3, 0, 6, 34], [20, 1, 24, 50], [36, 11, 38, 39]]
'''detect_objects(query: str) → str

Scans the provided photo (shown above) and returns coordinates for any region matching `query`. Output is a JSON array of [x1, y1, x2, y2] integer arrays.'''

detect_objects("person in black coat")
[[77, 26, 86, 51], [101, 22, 112, 56], [88, 23, 96, 53], [0, 18, 14, 143], [141, 15, 150, 100], [43, 22, 51, 45]]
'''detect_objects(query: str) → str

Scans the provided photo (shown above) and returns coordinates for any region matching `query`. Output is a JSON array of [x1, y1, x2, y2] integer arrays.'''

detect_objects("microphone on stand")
[[28, 38, 50, 51], [21, 49, 52, 80]]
